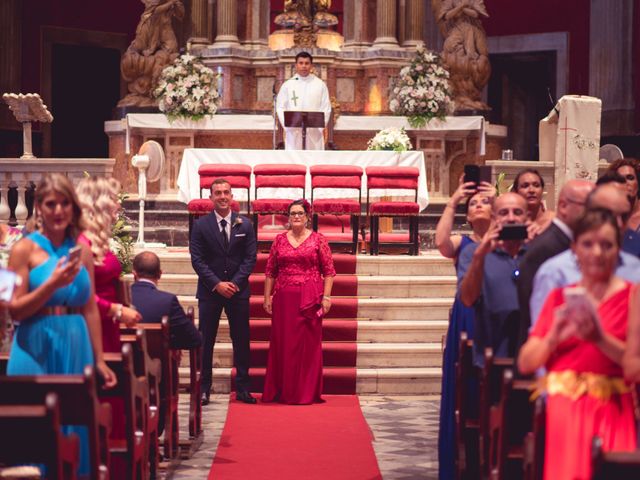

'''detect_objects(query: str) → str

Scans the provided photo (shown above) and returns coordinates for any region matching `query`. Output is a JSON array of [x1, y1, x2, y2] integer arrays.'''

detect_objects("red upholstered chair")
[[365, 166, 420, 255], [187, 164, 251, 235], [310, 165, 363, 254], [251, 163, 307, 238]]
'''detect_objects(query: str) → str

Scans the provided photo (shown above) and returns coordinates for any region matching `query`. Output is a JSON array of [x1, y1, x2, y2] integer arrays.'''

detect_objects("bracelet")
[[323, 296, 331, 300], [112, 303, 123, 322]]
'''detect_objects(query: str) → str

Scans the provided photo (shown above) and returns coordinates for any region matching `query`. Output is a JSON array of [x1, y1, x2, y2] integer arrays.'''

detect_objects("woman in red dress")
[[262, 199, 336, 404], [518, 208, 637, 480]]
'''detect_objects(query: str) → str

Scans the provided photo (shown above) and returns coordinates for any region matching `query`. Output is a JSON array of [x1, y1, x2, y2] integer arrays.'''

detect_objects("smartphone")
[[498, 224, 528, 241], [66, 245, 82, 264], [563, 286, 602, 333], [464, 165, 492, 187], [0, 268, 18, 302]]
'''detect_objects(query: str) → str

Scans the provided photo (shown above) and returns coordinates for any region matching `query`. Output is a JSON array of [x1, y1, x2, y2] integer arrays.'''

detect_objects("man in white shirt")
[[276, 51, 332, 150]]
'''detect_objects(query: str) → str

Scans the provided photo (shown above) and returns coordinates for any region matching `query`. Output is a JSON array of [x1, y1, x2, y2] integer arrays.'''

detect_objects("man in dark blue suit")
[[190, 178, 257, 405], [130, 251, 202, 350]]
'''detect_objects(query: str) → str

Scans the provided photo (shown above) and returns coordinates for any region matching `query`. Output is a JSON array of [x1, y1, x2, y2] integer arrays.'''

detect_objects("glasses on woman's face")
[[289, 211, 306, 217]]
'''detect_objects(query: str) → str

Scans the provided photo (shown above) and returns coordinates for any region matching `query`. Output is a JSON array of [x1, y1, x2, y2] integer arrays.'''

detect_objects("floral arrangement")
[[367, 127, 413, 152], [389, 44, 453, 128], [153, 53, 219, 121]]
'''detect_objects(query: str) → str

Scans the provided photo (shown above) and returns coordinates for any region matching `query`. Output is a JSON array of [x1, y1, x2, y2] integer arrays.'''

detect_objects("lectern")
[[284, 111, 325, 150]]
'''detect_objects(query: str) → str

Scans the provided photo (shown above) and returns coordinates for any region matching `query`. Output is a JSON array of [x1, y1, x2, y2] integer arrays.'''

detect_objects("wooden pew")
[[121, 317, 179, 463], [592, 437, 640, 479], [103, 343, 148, 480], [121, 329, 162, 479], [454, 331, 480, 480], [180, 306, 203, 459], [0, 365, 112, 480], [488, 369, 535, 480], [523, 396, 545, 480], [0, 392, 80, 480], [479, 349, 515, 478], [0, 351, 8, 374]]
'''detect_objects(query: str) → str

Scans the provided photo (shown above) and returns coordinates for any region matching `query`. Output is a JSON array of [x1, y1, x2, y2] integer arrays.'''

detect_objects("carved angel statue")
[[432, 0, 491, 112], [274, 0, 337, 29], [118, 0, 185, 108]]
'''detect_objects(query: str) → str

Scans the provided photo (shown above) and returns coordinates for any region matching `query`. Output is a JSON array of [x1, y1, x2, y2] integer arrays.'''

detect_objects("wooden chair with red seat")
[[309, 165, 363, 254], [187, 164, 251, 235], [251, 163, 307, 242], [365, 166, 420, 255]]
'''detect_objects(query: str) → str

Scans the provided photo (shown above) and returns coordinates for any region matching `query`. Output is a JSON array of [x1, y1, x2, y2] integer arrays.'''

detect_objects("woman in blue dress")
[[7, 173, 117, 477], [435, 178, 493, 479]]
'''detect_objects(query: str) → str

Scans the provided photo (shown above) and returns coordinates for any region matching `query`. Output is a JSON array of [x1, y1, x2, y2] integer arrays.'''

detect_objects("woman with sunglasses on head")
[[518, 208, 636, 480], [262, 199, 336, 404], [6, 173, 117, 477], [435, 174, 493, 480], [607, 158, 640, 256]]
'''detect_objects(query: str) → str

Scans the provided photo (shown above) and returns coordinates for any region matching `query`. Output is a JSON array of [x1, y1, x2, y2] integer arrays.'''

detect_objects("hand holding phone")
[[66, 245, 82, 265], [563, 286, 602, 340], [0, 269, 18, 302]]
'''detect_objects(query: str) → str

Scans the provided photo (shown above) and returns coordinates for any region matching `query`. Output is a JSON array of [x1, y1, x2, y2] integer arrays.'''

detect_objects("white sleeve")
[[320, 81, 331, 126], [276, 81, 288, 128]]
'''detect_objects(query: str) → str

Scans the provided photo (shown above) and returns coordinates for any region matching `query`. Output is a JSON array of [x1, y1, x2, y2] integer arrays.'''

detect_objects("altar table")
[[177, 149, 429, 210]]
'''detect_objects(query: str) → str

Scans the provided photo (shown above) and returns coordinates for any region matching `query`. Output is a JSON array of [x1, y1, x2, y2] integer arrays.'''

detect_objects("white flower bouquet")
[[153, 54, 219, 121], [389, 44, 453, 128], [367, 127, 412, 152]]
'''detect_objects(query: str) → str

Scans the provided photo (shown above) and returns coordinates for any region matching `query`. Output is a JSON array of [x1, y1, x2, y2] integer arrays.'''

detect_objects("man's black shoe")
[[201, 392, 210, 406], [236, 391, 257, 404]]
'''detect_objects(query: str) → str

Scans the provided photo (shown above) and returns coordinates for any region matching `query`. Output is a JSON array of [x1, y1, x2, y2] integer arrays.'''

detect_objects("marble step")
[[209, 342, 442, 368], [177, 296, 453, 321], [193, 367, 443, 395], [131, 249, 456, 276], [213, 319, 448, 344], [149, 273, 456, 298]]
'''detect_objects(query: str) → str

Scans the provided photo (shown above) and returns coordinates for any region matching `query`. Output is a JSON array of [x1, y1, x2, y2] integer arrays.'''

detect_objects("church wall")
[[482, 0, 590, 95]]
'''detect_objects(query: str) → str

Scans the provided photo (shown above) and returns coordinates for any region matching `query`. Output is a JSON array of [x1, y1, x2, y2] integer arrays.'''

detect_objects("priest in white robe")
[[276, 51, 332, 150]]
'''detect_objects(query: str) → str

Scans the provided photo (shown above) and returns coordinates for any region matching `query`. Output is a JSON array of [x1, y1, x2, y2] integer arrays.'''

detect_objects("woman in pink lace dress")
[[262, 199, 336, 404]]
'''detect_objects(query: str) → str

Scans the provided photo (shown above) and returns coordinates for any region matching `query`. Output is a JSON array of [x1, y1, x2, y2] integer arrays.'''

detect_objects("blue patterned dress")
[[8, 231, 95, 476], [438, 235, 476, 479]]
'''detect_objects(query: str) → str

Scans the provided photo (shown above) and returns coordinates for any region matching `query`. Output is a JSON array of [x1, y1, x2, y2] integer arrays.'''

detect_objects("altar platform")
[[105, 113, 507, 202]]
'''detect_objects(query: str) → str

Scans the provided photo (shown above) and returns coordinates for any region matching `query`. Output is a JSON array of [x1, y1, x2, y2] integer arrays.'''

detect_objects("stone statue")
[[118, 0, 185, 108], [274, 0, 338, 47], [433, 0, 491, 112]]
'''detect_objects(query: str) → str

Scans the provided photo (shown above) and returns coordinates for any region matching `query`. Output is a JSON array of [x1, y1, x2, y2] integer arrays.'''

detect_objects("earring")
[[35, 211, 43, 231]]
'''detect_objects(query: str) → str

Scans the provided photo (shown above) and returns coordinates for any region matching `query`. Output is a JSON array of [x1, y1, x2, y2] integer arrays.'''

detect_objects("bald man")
[[458, 192, 529, 365], [530, 183, 640, 329], [515, 180, 595, 354]]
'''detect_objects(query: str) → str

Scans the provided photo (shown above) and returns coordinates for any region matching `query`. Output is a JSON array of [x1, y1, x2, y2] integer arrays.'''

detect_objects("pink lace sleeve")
[[265, 235, 279, 278], [317, 234, 336, 277]]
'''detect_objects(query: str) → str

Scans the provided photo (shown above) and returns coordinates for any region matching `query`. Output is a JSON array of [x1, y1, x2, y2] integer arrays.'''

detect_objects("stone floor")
[[171, 394, 440, 479]]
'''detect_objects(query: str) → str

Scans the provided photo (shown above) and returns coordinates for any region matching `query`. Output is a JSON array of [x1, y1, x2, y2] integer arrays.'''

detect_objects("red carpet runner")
[[234, 253, 359, 394], [208, 394, 382, 480]]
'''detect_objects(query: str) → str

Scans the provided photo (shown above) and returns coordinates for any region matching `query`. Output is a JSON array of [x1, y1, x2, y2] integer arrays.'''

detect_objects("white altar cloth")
[[124, 114, 485, 154], [177, 149, 429, 210]]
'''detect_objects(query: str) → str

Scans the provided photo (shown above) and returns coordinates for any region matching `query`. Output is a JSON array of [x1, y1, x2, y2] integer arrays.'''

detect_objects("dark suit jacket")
[[515, 221, 571, 352], [189, 212, 257, 301], [131, 281, 202, 350]]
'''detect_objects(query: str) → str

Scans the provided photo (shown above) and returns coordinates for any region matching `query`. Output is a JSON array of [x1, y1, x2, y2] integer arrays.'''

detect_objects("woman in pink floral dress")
[[262, 199, 336, 404]]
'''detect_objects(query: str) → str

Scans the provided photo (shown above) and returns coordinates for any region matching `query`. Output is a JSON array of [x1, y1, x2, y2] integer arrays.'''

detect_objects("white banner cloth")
[[177, 149, 429, 210]]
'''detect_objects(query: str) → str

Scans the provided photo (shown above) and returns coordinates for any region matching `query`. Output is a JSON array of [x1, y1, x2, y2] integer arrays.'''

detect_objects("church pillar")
[[213, 0, 240, 46], [402, 0, 424, 48], [243, 0, 269, 49], [0, 0, 21, 130], [189, 0, 209, 47], [372, 0, 399, 48], [344, 0, 373, 49], [589, 0, 635, 136]]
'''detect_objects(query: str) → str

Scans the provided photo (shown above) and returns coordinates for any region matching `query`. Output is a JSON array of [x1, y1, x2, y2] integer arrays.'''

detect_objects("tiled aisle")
[[172, 395, 440, 479]]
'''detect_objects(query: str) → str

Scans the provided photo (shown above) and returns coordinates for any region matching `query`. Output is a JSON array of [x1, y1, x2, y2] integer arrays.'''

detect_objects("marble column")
[[0, 0, 21, 130], [372, 0, 399, 48], [243, 0, 269, 49], [343, 0, 374, 49], [589, 0, 634, 136], [188, 0, 209, 47], [402, 0, 424, 48], [213, 0, 240, 46]]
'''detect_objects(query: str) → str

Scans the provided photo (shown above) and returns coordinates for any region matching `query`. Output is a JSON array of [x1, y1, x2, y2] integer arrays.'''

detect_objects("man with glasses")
[[459, 192, 529, 366], [529, 183, 640, 329], [514, 180, 594, 355]]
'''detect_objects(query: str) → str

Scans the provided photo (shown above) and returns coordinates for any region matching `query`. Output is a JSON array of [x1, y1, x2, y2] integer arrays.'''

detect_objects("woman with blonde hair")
[[76, 176, 140, 353], [7, 173, 116, 476]]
